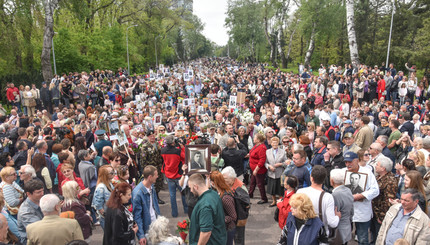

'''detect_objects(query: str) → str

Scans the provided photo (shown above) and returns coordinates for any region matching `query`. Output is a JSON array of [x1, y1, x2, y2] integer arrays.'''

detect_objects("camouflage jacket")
[[139, 142, 163, 169], [372, 172, 398, 222]]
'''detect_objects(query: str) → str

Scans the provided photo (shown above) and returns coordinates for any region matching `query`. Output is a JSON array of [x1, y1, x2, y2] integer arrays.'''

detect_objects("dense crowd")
[[0, 57, 429, 245]]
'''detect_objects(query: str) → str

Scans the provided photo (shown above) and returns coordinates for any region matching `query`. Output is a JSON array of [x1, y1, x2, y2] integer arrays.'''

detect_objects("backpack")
[[232, 187, 251, 226]]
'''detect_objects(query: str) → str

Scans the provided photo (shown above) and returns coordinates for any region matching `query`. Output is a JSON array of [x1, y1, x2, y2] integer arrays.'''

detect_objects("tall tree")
[[346, 0, 360, 65], [41, 0, 59, 82]]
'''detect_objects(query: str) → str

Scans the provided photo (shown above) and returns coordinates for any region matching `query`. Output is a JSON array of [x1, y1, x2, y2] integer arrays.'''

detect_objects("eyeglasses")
[[9, 173, 17, 176], [113, 159, 121, 162], [109, 171, 115, 175], [282, 141, 288, 144], [364, 153, 371, 156], [18, 171, 25, 175], [159, 129, 165, 132]]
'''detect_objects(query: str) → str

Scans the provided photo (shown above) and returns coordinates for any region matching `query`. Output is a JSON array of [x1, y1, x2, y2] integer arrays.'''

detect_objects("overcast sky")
[[193, 0, 229, 46]]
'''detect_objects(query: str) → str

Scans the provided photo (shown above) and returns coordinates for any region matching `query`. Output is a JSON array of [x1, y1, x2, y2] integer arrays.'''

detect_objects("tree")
[[346, 0, 360, 66], [41, 0, 59, 82]]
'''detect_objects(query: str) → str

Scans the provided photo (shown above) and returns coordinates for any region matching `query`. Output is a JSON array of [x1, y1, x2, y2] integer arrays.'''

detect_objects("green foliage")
[[0, 0, 214, 80]]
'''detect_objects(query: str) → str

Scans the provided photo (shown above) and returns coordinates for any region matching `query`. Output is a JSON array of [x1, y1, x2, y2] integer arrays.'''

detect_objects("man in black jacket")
[[40, 82, 52, 114], [398, 113, 414, 139], [323, 140, 345, 191], [221, 137, 248, 177]]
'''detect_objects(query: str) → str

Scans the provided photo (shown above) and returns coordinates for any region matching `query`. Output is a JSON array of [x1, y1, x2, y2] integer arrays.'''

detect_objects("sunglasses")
[[364, 153, 371, 156]]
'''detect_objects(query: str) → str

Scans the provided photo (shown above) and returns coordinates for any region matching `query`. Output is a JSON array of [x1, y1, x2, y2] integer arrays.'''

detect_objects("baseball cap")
[[344, 151, 358, 162], [344, 120, 352, 124], [343, 132, 353, 139]]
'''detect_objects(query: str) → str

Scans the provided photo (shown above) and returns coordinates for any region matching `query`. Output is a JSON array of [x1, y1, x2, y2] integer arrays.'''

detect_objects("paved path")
[[90, 187, 359, 244]]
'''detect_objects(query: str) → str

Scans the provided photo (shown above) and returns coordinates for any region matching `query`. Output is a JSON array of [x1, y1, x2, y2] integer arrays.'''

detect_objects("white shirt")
[[144, 186, 157, 222], [342, 166, 379, 222], [297, 187, 339, 234]]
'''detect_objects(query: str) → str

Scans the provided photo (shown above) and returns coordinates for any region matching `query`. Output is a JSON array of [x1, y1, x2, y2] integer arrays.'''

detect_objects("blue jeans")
[[100, 216, 105, 230], [167, 178, 188, 217], [355, 220, 370, 245], [227, 228, 236, 245]]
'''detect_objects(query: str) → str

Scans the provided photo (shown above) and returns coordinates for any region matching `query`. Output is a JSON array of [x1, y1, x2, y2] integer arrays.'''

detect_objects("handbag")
[[29, 99, 36, 107], [0, 183, 23, 215]]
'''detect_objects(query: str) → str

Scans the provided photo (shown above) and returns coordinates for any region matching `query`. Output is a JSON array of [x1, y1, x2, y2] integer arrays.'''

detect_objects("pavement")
[[90, 186, 359, 245]]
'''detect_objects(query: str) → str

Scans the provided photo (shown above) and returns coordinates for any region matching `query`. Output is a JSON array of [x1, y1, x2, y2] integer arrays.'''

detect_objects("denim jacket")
[[132, 182, 160, 240], [92, 182, 114, 215]]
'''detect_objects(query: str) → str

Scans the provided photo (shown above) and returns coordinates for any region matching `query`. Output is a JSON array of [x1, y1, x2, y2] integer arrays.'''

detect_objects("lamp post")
[[155, 35, 161, 68], [52, 32, 58, 75], [386, 0, 395, 66], [126, 24, 138, 75]]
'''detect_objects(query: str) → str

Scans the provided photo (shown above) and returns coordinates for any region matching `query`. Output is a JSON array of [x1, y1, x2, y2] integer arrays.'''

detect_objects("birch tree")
[[41, 0, 59, 82], [346, 0, 360, 66]]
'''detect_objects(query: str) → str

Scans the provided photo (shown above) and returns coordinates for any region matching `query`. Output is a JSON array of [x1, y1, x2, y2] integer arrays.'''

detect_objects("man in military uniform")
[[139, 130, 165, 204]]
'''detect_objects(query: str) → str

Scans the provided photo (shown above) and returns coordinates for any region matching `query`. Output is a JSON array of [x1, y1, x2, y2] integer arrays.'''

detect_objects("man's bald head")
[[227, 138, 236, 148]]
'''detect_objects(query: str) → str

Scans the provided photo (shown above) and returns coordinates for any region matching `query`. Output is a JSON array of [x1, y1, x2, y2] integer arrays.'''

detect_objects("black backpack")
[[232, 187, 251, 222]]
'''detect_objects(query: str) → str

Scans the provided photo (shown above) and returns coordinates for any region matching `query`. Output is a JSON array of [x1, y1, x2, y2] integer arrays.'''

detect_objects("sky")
[[193, 0, 229, 46]]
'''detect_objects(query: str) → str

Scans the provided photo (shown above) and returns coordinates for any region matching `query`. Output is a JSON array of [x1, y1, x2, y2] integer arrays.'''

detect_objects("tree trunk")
[[285, 25, 297, 69], [41, 0, 59, 82], [304, 23, 316, 68], [264, 14, 277, 68], [346, 0, 360, 66]]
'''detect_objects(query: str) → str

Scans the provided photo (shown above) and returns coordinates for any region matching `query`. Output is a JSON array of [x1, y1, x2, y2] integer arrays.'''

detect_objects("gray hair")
[[21, 165, 36, 178], [377, 135, 388, 146], [40, 194, 60, 214], [330, 169, 346, 185], [221, 166, 237, 179], [147, 216, 170, 244], [378, 156, 393, 173], [403, 188, 422, 202], [292, 144, 304, 151], [78, 149, 89, 161], [423, 138, 430, 149], [371, 143, 383, 153]]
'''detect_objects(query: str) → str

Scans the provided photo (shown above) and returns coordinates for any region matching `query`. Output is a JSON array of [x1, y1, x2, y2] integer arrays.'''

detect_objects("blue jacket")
[[132, 182, 161, 240], [278, 213, 326, 245], [311, 146, 326, 167]]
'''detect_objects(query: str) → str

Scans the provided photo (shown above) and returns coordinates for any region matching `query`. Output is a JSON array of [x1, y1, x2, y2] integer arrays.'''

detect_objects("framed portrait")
[[117, 131, 128, 146], [183, 99, 189, 107], [202, 98, 209, 108], [177, 104, 184, 114], [189, 105, 196, 114], [177, 121, 185, 131], [197, 106, 205, 115], [98, 121, 109, 134], [185, 144, 211, 174], [154, 113, 162, 125], [229, 95, 237, 109], [344, 171, 368, 194], [108, 120, 120, 135]]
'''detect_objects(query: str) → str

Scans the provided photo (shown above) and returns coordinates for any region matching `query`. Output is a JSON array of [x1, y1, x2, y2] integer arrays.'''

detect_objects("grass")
[[265, 66, 319, 76]]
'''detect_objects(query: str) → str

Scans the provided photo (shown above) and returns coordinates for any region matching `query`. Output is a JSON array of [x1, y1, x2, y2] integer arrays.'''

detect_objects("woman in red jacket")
[[248, 133, 268, 204], [277, 175, 299, 229], [377, 75, 386, 100]]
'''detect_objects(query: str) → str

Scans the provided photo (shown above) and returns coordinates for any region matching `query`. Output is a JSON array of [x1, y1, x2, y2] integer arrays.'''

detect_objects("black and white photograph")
[[108, 120, 120, 135], [229, 95, 237, 109], [117, 130, 128, 146], [177, 104, 184, 114], [202, 98, 209, 108], [185, 145, 210, 174], [183, 72, 190, 81], [197, 106, 205, 115], [344, 171, 368, 194], [177, 121, 185, 131], [183, 98, 189, 107], [189, 105, 196, 114]]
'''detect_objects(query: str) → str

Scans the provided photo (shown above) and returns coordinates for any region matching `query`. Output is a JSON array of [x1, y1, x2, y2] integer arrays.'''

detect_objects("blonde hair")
[[62, 180, 79, 207], [393, 238, 410, 245], [289, 193, 317, 220], [271, 136, 280, 143], [409, 151, 425, 167], [307, 122, 315, 131], [0, 166, 15, 180]]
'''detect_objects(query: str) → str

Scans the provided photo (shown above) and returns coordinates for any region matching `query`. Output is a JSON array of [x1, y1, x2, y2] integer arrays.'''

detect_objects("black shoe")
[[158, 199, 166, 204], [269, 203, 277, 207], [257, 200, 268, 204]]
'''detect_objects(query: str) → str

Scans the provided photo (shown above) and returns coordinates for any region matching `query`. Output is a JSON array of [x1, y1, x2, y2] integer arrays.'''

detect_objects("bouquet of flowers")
[[176, 219, 190, 241], [176, 219, 190, 234]]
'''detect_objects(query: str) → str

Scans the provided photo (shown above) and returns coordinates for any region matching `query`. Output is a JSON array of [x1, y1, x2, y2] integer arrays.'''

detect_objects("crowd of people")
[[0, 57, 429, 245]]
